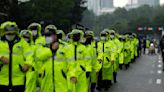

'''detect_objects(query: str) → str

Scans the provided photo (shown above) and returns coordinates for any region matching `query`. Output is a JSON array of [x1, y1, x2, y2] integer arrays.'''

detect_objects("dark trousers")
[[0, 85, 25, 92], [91, 83, 96, 92], [97, 69, 112, 89], [143, 47, 146, 54]]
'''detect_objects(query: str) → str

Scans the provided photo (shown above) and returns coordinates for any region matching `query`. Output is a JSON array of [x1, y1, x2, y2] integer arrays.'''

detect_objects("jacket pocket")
[[80, 65, 86, 71], [106, 57, 110, 62], [19, 64, 24, 72], [61, 70, 67, 79]]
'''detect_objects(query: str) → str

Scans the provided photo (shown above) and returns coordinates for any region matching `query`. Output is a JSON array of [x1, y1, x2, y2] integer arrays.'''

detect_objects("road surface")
[[104, 54, 164, 92]]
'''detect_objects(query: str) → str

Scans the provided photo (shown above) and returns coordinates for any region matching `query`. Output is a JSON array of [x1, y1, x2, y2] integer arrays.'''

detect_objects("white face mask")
[[5, 35, 16, 41], [101, 37, 106, 41], [81, 38, 86, 43], [24, 38, 30, 42], [110, 35, 115, 39], [32, 30, 38, 36], [45, 37, 53, 44]]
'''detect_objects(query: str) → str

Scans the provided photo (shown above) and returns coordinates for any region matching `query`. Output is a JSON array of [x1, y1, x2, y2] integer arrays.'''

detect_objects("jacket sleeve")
[[22, 41, 34, 67]]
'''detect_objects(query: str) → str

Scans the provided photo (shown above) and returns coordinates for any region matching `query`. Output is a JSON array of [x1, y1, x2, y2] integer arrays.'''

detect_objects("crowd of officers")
[[0, 21, 139, 92]]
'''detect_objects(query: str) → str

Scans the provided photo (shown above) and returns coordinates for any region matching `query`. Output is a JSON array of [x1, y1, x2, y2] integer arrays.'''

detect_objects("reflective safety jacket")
[[124, 40, 131, 64], [66, 42, 92, 92], [0, 40, 33, 86], [97, 40, 115, 80], [40, 43, 68, 92], [119, 41, 124, 64], [112, 38, 122, 72], [90, 41, 101, 83], [34, 36, 45, 46]]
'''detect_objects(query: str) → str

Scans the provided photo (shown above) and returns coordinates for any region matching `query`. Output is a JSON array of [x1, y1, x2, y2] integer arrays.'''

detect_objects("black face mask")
[[85, 36, 93, 45], [30, 26, 38, 30], [73, 33, 80, 42], [119, 38, 122, 41], [57, 33, 63, 40]]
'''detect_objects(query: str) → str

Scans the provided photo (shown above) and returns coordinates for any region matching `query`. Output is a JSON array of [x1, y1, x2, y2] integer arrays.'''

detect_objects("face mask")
[[45, 37, 53, 44], [81, 38, 86, 43], [73, 36, 80, 42], [5, 35, 16, 41], [32, 30, 38, 36], [101, 37, 106, 41], [24, 38, 30, 42], [110, 35, 115, 39]]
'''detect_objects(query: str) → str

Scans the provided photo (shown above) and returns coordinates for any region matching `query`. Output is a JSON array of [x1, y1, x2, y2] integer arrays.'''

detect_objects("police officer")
[[40, 24, 69, 92], [0, 21, 33, 92], [56, 29, 68, 45], [28, 23, 45, 46], [84, 31, 101, 92], [97, 30, 115, 91], [66, 29, 92, 92], [19, 30, 37, 92], [108, 30, 121, 83]]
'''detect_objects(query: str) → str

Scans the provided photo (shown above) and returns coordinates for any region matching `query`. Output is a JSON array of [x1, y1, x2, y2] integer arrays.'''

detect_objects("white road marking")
[[158, 60, 162, 63], [158, 64, 162, 68], [156, 79, 162, 84], [157, 70, 162, 74]]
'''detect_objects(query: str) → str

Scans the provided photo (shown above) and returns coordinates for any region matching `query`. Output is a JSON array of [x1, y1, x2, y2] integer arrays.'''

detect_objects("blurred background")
[[1, 0, 164, 39]]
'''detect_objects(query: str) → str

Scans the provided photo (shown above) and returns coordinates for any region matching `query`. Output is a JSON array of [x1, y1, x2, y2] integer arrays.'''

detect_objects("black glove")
[[86, 72, 90, 78]]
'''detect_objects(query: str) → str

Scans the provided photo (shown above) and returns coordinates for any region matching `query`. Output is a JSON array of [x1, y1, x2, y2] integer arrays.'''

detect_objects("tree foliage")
[[81, 5, 164, 34], [0, 0, 86, 32]]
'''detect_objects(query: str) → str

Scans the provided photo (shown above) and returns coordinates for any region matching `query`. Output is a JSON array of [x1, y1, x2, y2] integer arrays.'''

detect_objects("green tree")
[[17, 0, 86, 31]]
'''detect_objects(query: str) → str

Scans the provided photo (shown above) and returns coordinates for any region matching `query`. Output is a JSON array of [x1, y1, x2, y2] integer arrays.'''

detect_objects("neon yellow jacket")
[[97, 40, 115, 80], [0, 39, 33, 86], [40, 44, 68, 92]]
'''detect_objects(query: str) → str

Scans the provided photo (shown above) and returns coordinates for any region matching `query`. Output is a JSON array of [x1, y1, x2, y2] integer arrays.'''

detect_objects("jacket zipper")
[[8, 42, 14, 90]]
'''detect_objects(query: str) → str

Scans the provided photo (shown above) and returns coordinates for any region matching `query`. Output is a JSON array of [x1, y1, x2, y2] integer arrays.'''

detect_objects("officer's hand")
[[112, 60, 114, 64], [23, 64, 29, 72], [0, 56, 9, 64], [70, 77, 77, 83], [98, 59, 103, 63], [52, 42, 59, 50]]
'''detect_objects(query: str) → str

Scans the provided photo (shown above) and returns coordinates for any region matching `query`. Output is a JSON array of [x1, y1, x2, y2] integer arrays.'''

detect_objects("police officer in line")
[[0, 21, 33, 92]]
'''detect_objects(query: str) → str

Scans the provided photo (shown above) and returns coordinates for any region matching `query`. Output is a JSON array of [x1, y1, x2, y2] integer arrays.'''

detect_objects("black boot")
[[104, 80, 111, 91], [119, 64, 123, 70], [91, 83, 96, 92], [125, 64, 128, 70], [113, 72, 117, 83], [97, 69, 102, 91]]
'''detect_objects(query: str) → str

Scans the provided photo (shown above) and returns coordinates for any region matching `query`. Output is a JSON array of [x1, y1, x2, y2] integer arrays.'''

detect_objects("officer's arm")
[[22, 44, 34, 69], [84, 47, 92, 72], [65, 46, 78, 82]]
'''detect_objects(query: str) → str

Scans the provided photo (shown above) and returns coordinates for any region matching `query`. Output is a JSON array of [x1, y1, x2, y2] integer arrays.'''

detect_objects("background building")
[[138, 0, 160, 6], [100, 0, 114, 9], [126, 0, 160, 10]]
